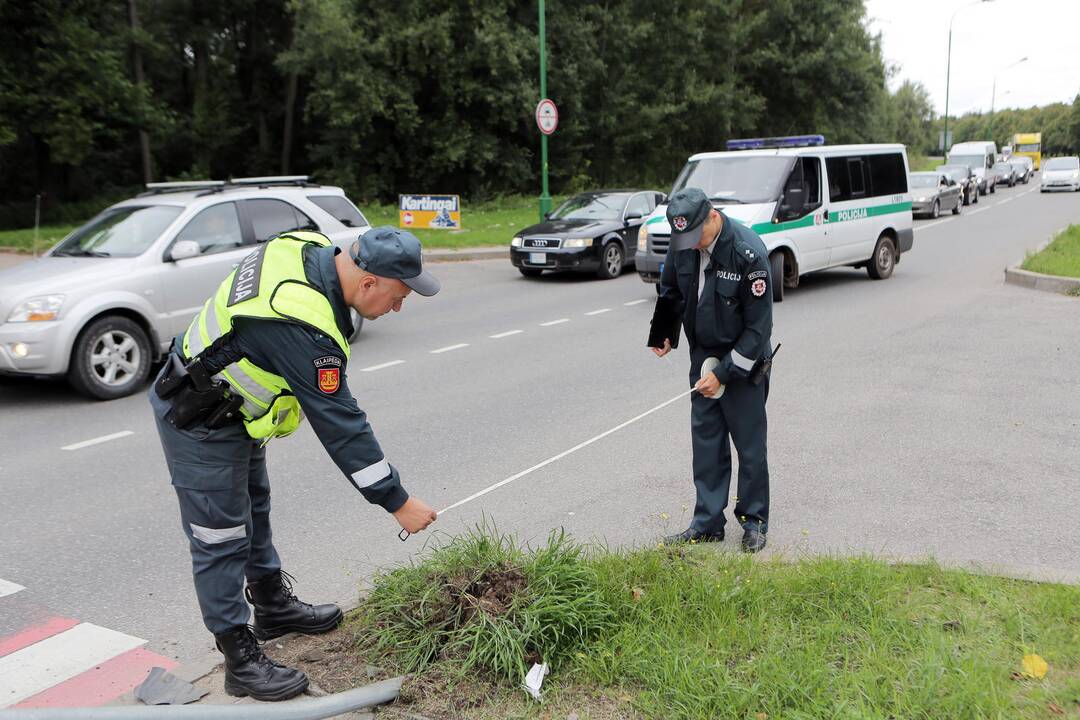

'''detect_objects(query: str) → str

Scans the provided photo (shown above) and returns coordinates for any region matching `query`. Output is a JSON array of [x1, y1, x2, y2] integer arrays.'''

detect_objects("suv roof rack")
[[139, 176, 321, 198], [140, 181, 226, 196]]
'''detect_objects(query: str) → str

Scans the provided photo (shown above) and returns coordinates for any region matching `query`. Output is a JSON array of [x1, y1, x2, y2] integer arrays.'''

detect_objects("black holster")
[[156, 353, 234, 430]]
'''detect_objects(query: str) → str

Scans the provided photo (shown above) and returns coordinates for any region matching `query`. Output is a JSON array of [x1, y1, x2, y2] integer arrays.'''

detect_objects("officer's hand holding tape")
[[694, 371, 723, 397], [651, 338, 673, 358], [393, 497, 438, 533]]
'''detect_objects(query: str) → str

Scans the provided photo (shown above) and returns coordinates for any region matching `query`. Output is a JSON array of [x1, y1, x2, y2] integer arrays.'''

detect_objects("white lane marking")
[[436, 388, 695, 517], [917, 218, 951, 231], [0, 579, 24, 598], [489, 330, 523, 339], [361, 360, 405, 372], [624, 299, 649, 306], [61, 431, 133, 452], [540, 318, 570, 327], [585, 308, 612, 316], [430, 343, 469, 355], [0, 623, 145, 707], [967, 206, 989, 216], [998, 195, 1016, 204]]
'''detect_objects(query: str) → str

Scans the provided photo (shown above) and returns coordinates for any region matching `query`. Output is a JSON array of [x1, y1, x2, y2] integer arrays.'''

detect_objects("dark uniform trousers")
[[689, 353, 769, 535], [150, 369, 281, 634]]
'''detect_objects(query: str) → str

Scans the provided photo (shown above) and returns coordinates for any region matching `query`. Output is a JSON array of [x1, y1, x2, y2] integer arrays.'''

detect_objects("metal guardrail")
[[0, 677, 403, 720]]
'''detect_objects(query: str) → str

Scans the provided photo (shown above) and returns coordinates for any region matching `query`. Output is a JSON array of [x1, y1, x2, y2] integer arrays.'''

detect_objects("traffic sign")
[[535, 98, 558, 135]]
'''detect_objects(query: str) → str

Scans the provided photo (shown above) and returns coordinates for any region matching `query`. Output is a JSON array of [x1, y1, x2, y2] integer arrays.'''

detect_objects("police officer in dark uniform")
[[150, 227, 439, 701], [647, 188, 773, 553]]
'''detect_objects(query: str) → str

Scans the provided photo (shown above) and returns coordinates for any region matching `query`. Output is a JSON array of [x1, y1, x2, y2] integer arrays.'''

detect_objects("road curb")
[[1004, 228, 1080, 295], [423, 247, 507, 263]]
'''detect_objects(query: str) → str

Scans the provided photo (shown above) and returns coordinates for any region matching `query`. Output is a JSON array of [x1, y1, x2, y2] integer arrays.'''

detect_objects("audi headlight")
[[563, 238, 593, 248], [7, 295, 64, 323], [637, 224, 648, 251], [511, 236, 523, 247]]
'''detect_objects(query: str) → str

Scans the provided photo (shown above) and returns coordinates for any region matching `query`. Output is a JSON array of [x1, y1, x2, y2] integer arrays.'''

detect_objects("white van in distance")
[[634, 136, 914, 302], [947, 141, 998, 196]]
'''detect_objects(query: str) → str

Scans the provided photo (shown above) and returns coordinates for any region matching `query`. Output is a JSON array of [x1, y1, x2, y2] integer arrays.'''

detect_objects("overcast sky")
[[864, 0, 1080, 116]]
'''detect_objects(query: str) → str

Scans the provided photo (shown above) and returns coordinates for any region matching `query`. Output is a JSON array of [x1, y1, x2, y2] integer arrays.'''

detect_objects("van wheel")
[[769, 251, 785, 302], [68, 315, 152, 400], [597, 242, 623, 279], [519, 267, 544, 278], [866, 234, 896, 280], [930, 200, 940, 219]]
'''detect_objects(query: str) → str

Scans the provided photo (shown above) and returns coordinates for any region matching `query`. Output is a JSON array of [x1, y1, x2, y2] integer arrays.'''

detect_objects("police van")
[[635, 136, 914, 301]]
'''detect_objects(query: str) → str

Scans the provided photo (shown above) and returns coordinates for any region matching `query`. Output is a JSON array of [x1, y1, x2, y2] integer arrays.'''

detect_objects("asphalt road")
[[1, 183, 1078, 674]]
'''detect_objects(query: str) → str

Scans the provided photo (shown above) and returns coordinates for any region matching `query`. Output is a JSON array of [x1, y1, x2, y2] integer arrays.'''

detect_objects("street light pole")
[[989, 56, 1027, 140], [538, 0, 552, 221], [943, 0, 993, 155]]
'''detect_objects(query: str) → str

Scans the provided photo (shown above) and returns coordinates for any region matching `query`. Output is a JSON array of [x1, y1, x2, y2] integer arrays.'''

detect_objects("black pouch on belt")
[[155, 353, 190, 400], [165, 358, 229, 430]]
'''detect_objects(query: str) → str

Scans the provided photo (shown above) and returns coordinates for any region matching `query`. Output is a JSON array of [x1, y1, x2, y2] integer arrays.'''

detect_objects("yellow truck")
[[1010, 133, 1042, 170]]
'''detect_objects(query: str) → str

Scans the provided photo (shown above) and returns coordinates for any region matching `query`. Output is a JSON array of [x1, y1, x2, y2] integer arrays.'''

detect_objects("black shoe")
[[663, 527, 724, 545], [246, 570, 343, 641], [741, 528, 767, 554], [214, 625, 308, 701]]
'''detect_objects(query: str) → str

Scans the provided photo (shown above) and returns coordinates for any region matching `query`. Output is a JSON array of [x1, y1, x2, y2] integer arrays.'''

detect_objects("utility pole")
[[538, 0, 552, 221], [128, 0, 153, 184]]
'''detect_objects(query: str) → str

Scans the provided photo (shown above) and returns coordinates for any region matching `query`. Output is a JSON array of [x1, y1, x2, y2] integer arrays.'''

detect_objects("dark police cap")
[[350, 226, 440, 296], [665, 187, 713, 251]]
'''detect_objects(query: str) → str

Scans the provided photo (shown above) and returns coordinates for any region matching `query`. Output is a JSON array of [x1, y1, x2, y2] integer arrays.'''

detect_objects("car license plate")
[[529, 252, 547, 264]]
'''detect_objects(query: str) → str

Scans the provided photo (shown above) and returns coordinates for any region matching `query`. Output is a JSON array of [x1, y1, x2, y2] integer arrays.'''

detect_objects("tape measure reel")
[[699, 356, 726, 399]]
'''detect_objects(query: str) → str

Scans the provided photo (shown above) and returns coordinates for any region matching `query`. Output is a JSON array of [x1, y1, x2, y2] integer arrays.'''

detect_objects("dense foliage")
[[2, 0, 1078, 228]]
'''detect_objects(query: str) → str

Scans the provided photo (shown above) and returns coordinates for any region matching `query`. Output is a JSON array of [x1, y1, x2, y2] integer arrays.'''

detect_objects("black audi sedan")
[[510, 190, 665, 279]]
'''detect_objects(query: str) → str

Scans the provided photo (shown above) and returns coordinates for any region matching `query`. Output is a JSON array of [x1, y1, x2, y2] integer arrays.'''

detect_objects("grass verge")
[[1022, 224, 1080, 279], [0, 225, 77, 254], [910, 155, 945, 172], [0, 196, 555, 254], [292, 529, 1080, 719]]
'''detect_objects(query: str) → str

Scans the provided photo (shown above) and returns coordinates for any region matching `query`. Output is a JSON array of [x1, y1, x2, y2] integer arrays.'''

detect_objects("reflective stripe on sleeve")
[[730, 349, 756, 371], [351, 459, 391, 488], [190, 523, 246, 544]]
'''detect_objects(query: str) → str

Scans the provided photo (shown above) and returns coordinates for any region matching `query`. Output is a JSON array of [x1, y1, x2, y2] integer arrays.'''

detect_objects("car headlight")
[[1073, 172, 1079, 179], [7, 294, 64, 323], [637, 224, 648, 251], [562, 238, 593, 248], [511, 236, 523, 247]]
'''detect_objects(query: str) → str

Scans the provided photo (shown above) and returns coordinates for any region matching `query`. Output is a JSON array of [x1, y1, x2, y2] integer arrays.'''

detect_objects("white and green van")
[[634, 137, 914, 301]]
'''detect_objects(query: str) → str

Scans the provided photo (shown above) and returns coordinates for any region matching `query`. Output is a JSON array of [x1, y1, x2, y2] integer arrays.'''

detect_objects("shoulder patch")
[[751, 278, 767, 297], [317, 366, 340, 394], [314, 355, 342, 369], [748, 270, 768, 280]]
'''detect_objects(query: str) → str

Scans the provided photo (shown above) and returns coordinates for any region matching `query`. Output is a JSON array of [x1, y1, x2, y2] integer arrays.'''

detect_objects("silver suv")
[[0, 177, 369, 400]]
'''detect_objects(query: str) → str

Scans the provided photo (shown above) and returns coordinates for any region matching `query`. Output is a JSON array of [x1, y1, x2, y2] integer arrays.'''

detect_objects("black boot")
[[245, 570, 343, 641], [214, 625, 308, 701]]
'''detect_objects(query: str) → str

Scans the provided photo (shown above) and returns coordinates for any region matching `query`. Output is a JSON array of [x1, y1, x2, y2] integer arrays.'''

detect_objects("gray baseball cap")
[[350, 226, 440, 296], [665, 187, 713, 251]]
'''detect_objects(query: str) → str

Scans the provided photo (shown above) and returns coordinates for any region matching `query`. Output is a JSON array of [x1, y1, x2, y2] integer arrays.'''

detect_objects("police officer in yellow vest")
[[149, 227, 439, 701]]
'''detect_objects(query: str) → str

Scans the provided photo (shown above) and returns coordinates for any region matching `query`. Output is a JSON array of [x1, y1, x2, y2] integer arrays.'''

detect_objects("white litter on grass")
[[522, 662, 549, 700]]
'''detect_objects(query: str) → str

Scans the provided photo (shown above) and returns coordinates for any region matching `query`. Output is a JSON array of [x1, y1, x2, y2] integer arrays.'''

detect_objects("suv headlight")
[[7, 295, 65, 323], [511, 235, 523, 247], [563, 238, 593, 248], [637, 224, 648, 251]]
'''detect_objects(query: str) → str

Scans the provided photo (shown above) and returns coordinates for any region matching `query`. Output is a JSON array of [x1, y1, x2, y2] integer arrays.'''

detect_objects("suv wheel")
[[866, 234, 896, 280], [597, 242, 623, 279], [69, 315, 152, 400]]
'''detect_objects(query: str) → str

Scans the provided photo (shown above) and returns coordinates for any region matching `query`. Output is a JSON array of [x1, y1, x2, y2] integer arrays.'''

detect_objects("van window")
[[868, 153, 907, 195], [778, 157, 821, 220], [828, 153, 906, 201]]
